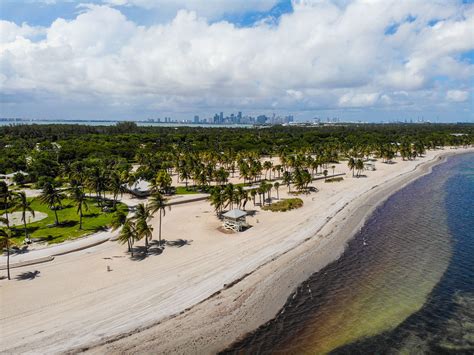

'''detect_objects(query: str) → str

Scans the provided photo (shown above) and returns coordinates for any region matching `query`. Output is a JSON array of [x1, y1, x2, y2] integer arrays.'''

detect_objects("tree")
[[154, 170, 172, 194], [131, 203, 153, 252], [224, 183, 235, 209], [109, 172, 126, 208], [263, 161, 273, 180], [178, 164, 191, 188], [12, 191, 35, 240], [40, 182, 64, 226], [282, 171, 292, 192], [117, 219, 136, 256], [69, 185, 88, 230], [210, 186, 225, 215], [0, 182, 12, 228], [356, 159, 364, 177], [111, 210, 127, 231], [348, 157, 356, 177], [13, 172, 27, 186], [0, 227, 13, 280], [274, 181, 280, 200], [148, 193, 169, 246], [250, 189, 257, 206]]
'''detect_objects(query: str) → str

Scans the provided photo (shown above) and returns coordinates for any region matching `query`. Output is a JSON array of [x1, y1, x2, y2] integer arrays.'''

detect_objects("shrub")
[[262, 198, 303, 212], [325, 177, 344, 183]]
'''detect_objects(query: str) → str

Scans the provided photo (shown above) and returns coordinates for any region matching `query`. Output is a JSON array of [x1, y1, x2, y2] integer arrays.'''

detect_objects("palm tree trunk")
[[79, 207, 83, 230], [24, 219, 28, 240], [159, 210, 162, 246], [7, 240, 10, 280], [54, 208, 59, 225]]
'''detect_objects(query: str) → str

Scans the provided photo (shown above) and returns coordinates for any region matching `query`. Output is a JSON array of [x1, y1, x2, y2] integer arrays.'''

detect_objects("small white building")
[[126, 179, 151, 197], [222, 209, 248, 232]]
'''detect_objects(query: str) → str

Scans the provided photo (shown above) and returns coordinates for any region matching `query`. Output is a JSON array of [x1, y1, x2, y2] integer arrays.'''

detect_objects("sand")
[[0, 211, 47, 228], [0, 147, 472, 354]]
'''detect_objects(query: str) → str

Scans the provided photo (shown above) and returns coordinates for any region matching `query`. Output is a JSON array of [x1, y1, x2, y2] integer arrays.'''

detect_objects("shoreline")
[[83, 148, 474, 354]]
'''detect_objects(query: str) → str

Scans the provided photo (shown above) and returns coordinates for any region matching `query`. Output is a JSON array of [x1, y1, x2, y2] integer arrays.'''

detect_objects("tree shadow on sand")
[[130, 244, 164, 261], [15, 270, 40, 281], [164, 239, 193, 248]]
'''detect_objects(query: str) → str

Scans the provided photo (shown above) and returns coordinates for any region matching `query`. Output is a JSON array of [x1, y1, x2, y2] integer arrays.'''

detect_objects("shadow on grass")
[[15, 270, 40, 281]]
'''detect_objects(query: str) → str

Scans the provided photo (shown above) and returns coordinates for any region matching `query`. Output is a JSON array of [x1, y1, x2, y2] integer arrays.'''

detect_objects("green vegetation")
[[3, 197, 128, 245], [325, 177, 344, 183], [175, 186, 200, 195], [262, 198, 303, 212]]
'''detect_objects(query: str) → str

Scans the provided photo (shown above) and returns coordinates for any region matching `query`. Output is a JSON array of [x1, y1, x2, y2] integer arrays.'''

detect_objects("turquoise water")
[[225, 152, 474, 354]]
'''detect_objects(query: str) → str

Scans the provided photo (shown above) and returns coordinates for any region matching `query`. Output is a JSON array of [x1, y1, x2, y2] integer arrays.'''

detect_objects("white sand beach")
[[0, 147, 472, 354]]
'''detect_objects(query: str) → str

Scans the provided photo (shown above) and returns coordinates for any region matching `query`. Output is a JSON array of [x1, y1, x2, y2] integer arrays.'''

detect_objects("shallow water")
[[224, 152, 474, 354]]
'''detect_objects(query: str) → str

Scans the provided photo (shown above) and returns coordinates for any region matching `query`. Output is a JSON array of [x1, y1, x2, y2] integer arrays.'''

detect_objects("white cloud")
[[0, 0, 473, 120], [338, 92, 380, 107], [102, 0, 279, 20], [446, 90, 469, 102]]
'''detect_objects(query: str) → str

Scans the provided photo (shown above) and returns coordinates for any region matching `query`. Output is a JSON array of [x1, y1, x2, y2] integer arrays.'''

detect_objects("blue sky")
[[0, 0, 473, 122]]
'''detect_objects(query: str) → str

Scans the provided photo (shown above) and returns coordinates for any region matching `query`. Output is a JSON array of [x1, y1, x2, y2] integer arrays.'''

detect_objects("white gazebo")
[[222, 209, 248, 232]]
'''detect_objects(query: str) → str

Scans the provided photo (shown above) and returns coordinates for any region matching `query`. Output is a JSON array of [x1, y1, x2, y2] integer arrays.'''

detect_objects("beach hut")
[[222, 209, 248, 232], [126, 179, 151, 197]]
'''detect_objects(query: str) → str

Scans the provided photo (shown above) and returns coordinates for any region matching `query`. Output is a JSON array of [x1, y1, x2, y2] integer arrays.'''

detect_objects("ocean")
[[224, 152, 474, 354]]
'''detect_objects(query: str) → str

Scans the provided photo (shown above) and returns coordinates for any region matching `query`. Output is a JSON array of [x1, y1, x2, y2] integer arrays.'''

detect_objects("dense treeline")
[[0, 122, 472, 178]]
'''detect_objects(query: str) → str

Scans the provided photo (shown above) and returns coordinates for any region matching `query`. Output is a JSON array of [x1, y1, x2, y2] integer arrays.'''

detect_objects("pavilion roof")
[[222, 209, 247, 219]]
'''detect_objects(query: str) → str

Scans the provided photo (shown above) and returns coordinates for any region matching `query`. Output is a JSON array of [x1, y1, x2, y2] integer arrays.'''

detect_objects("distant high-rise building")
[[194, 115, 199, 123], [238, 111, 242, 121], [219, 112, 224, 123]]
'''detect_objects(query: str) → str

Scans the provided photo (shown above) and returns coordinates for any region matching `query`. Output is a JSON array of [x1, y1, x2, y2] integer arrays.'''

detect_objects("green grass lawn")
[[3, 198, 128, 245], [175, 186, 200, 195]]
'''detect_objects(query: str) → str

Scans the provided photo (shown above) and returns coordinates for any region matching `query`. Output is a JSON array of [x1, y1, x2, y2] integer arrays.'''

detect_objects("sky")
[[0, 0, 473, 122]]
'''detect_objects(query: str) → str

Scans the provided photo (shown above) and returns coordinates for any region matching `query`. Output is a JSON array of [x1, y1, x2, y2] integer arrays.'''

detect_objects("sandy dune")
[[0, 147, 472, 354]]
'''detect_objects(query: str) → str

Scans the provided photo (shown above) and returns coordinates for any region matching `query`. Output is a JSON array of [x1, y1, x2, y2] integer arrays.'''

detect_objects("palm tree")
[[111, 210, 127, 231], [12, 191, 34, 240], [250, 189, 257, 206], [348, 157, 356, 177], [109, 172, 126, 208], [70, 186, 88, 230], [0, 182, 12, 228], [0, 227, 13, 280], [282, 171, 292, 192], [263, 161, 273, 180], [40, 183, 64, 226], [135, 211, 153, 252], [224, 183, 235, 209], [117, 219, 136, 256], [209, 187, 225, 215], [356, 159, 364, 177], [274, 182, 280, 200], [148, 193, 169, 246]]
